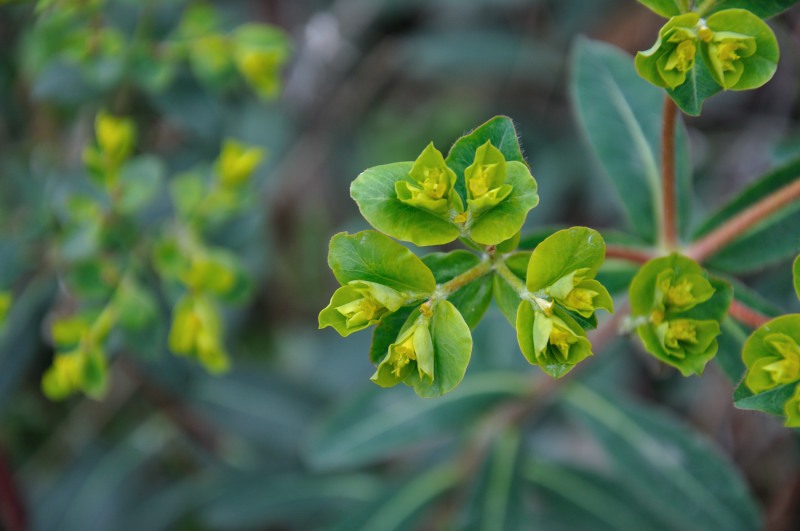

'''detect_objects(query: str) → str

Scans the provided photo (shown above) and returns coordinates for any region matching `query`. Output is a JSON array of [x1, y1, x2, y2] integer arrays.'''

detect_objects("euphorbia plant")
[[320, 0, 800, 430]]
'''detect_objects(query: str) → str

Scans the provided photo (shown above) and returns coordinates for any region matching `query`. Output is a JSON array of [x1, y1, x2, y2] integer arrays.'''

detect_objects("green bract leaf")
[[698, 0, 800, 19], [701, 9, 779, 91], [794, 255, 800, 301], [467, 160, 538, 245], [571, 38, 694, 242], [114, 278, 157, 330], [493, 265, 524, 327], [396, 142, 461, 218], [350, 162, 461, 246], [326, 231, 436, 295], [117, 155, 165, 214], [741, 315, 800, 396], [444, 115, 526, 201], [422, 251, 492, 328], [636, 0, 683, 17], [516, 301, 592, 378], [635, 13, 701, 90], [372, 300, 472, 397], [629, 254, 730, 376], [369, 306, 415, 364]]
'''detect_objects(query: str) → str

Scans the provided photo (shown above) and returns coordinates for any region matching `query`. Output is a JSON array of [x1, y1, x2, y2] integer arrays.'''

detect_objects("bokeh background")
[[1, 0, 800, 529]]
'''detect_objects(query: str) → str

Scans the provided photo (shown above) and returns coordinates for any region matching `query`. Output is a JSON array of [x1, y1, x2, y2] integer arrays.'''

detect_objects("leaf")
[[694, 157, 800, 273], [445, 115, 526, 201], [563, 385, 762, 531], [666, 56, 722, 116], [117, 155, 165, 214], [493, 270, 523, 327], [330, 465, 459, 531], [350, 162, 460, 246], [525, 460, 677, 531], [735, 314, 800, 416], [457, 428, 525, 531], [636, 0, 682, 17], [328, 231, 436, 295], [702, 9, 779, 91], [571, 38, 693, 243], [698, 0, 800, 19], [406, 300, 472, 397], [468, 162, 539, 245], [716, 318, 749, 383], [422, 251, 492, 328], [370, 307, 416, 364], [525, 227, 605, 292], [305, 371, 533, 470], [794, 255, 800, 301]]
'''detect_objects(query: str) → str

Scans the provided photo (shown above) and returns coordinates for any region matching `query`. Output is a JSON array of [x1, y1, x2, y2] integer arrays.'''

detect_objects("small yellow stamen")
[[665, 278, 694, 308], [391, 336, 417, 377], [565, 287, 597, 313], [665, 319, 697, 349], [468, 164, 497, 198], [421, 167, 447, 199], [549, 326, 576, 361], [698, 26, 713, 43]]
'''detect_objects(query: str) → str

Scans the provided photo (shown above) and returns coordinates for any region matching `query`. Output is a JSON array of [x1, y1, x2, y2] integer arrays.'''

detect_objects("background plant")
[[1, 0, 800, 530]]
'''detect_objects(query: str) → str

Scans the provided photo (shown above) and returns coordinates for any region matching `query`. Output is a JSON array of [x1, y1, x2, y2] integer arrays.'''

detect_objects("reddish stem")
[[0, 444, 26, 531], [605, 245, 655, 265], [662, 97, 679, 250], [687, 178, 800, 262], [728, 299, 771, 329]]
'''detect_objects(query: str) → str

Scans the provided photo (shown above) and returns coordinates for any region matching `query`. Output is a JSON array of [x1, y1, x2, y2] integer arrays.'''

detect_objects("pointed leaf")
[[636, 0, 682, 17], [525, 227, 605, 292], [698, 0, 800, 19], [666, 56, 722, 116], [794, 255, 800, 301]]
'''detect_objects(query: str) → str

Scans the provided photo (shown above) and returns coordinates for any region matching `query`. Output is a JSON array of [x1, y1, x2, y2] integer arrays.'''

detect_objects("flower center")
[[549, 325, 576, 361], [665, 319, 698, 349], [422, 167, 447, 199], [392, 336, 417, 377], [469, 164, 497, 198]]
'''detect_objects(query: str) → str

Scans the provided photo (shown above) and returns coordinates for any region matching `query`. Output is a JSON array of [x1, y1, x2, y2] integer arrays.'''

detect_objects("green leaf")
[[457, 428, 525, 531], [422, 251, 492, 328], [694, 157, 800, 273], [516, 302, 592, 378], [794, 255, 800, 301], [734, 380, 796, 416], [563, 385, 762, 531], [350, 162, 461, 246], [525, 227, 605, 292], [571, 38, 693, 243], [636, 0, 682, 17], [370, 307, 415, 364], [170, 171, 206, 219], [493, 267, 524, 327], [698, 0, 800, 19], [467, 161, 539, 245], [702, 9, 779, 91], [666, 55, 723, 116], [328, 231, 436, 295], [117, 155, 164, 214], [114, 279, 158, 330], [306, 371, 534, 470], [406, 300, 472, 397], [717, 318, 748, 383], [444, 115, 526, 201]]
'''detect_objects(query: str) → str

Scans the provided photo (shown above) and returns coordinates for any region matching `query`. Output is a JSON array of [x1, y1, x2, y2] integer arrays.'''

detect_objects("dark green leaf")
[[793, 255, 800, 301], [698, 0, 800, 19], [370, 307, 416, 364], [734, 381, 796, 416], [571, 38, 693, 242], [468, 162, 539, 245], [564, 385, 762, 531], [666, 57, 722, 116], [422, 251, 492, 328], [636, 0, 682, 17], [306, 371, 533, 470]]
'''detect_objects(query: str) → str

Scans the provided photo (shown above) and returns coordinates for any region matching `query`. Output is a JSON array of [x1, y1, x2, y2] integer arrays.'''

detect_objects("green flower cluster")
[[629, 254, 730, 376], [321, 116, 615, 396], [636, 9, 778, 91]]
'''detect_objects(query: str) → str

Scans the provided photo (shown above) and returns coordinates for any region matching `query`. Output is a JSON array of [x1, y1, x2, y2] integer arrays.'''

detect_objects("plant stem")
[[605, 245, 655, 264], [728, 300, 771, 329], [661, 96, 679, 250], [687, 178, 800, 262], [492, 256, 528, 297], [437, 259, 493, 297]]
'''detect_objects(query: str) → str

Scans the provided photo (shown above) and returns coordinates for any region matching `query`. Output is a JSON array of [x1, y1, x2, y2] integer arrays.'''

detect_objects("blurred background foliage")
[[0, 0, 799, 529]]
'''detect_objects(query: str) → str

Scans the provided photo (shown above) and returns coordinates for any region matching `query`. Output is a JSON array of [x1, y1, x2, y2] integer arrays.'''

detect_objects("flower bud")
[[395, 143, 460, 217], [372, 317, 434, 387], [319, 280, 407, 337], [465, 141, 512, 217]]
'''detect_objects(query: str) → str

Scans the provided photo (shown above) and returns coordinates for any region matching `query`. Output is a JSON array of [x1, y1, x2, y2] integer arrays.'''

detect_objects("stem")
[[728, 300, 771, 329], [605, 245, 655, 264], [661, 96, 679, 250], [687, 178, 800, 262], [437, 259, 492, 297], [492, 257, 527, 296]]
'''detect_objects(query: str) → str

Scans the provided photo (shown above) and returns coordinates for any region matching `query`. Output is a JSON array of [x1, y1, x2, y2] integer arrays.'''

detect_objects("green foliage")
[[636, 0, 684, 18], [634, 4, 781, 113], [629, 254, 731, 376], [324, 119, 613, 396], [794, 255, 800, 300]]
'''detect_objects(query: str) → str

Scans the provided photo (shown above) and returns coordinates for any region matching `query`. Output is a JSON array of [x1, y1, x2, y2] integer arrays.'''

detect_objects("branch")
[[687, 178, 800, 262], [661, 96, 679, 250], [605, 245, 655, 264], [728, 299, 771, 329]]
